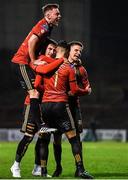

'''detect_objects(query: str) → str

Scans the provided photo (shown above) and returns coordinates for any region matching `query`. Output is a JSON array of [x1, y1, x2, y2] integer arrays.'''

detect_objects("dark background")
[[0, 0, 128, 129]]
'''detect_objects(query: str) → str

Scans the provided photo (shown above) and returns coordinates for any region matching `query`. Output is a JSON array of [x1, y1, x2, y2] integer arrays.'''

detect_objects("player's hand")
[[68, 91, 75, 96], [34, 59, 46, 65], [29, 59, 46, 71], [85, 84, 92, 95], [63, 58, 68, 63]]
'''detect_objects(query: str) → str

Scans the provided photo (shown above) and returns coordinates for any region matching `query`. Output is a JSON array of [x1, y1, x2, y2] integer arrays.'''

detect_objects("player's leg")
[[40, 102, 59, 177], [12, 63, 57, 133], [18, 64, 43, 129], [32, 134, 51, 177], [32, 137, 41, 176], [10, 135, 33, 178], [52, 132, 62, 177], [70, 98, 84, 176], [12, 63, 41, 126], [39, 133, 51, 177], [10, 104, 37, 178], [65, 130, 93, 179], [56, 103, 93, 179]]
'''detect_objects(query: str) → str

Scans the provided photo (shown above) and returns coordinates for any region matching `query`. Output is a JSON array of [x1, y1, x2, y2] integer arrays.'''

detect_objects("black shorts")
[[69, 96, 82, 132], [41, 102, 75, 133], [11, 63, 35, 91]]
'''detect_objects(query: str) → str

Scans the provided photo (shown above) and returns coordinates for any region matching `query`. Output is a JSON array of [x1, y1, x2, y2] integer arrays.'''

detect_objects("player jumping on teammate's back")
[[11, 4, 61, 135]]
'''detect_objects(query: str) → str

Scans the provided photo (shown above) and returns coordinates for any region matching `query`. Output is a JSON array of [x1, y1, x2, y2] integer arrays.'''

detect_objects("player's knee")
[[53, 134, 62, 145], [40, 134, 51, 145], [25, 123, 37, 137], [29, 89, 40, 98], [65, 130, 76, 139]]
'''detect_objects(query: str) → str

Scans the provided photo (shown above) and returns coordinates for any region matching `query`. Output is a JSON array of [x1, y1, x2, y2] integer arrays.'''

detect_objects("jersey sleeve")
[[79, 66, 91, 92], [69, 67, 90, 96], [31, 58, 64, 74], [32, 21, 49, 38], [39, 55, 57, 63], [34, 74, 44, 92]]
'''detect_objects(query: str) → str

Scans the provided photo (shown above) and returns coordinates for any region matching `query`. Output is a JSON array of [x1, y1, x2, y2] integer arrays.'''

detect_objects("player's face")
[[49, 8, 61, 26], [69, 45, 83, 62], [45, 44, 56, 58]]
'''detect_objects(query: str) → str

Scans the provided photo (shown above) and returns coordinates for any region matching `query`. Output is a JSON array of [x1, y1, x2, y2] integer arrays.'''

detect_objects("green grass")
[[0, 141, 128, 179]]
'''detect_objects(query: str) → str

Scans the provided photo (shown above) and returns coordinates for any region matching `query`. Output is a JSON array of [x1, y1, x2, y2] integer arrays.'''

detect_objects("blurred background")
[[0, 0, 128, 139]]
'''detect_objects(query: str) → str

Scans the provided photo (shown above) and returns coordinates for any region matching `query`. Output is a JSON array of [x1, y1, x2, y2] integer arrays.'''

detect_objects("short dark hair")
[[40, 38, 57, 55], [68, 41, 84, 49], [57, 40, 69, 58], [47, 38, 57, 46], [42, 4, 59, 15], [57, 40, 68, 49]]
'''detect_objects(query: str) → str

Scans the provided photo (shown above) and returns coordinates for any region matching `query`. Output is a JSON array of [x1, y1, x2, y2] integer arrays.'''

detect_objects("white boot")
[[10, 161, 21, 178], [32, 164, 52, 177], [32, 164, 41, 176]]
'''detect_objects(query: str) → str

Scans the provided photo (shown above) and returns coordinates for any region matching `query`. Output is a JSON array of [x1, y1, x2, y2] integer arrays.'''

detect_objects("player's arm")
[[28, 21, 49, 63], [30, 58, 64, 74], [69, 68, 90, 96], [34, 74, 44, 92], [28, 34, 39, 63], [38, 55, 57, 63], [79, 66, 92, 95], [28, 19, 52, 63]]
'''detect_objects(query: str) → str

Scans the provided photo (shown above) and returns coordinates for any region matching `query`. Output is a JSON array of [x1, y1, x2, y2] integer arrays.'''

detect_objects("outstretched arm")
[[30, 58, 64, 74]]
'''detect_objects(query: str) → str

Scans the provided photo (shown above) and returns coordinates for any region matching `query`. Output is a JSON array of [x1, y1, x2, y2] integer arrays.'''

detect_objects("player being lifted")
[[11, 4, 61, 133]]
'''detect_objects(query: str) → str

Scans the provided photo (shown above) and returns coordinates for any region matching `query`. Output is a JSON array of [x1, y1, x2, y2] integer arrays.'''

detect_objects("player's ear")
[[46, 12, 51, 20]]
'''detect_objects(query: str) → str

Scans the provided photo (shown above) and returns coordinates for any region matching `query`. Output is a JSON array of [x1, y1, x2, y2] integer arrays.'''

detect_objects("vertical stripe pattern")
[[19, 64, 33, 90], [66, 103, 75, 129]]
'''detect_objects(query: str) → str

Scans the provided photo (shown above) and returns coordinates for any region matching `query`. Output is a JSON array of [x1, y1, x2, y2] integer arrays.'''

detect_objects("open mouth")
[[74, 55, 79, 58]]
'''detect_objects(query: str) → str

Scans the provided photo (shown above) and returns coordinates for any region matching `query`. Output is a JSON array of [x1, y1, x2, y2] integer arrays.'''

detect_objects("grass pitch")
[[0, 141, 128, 179]]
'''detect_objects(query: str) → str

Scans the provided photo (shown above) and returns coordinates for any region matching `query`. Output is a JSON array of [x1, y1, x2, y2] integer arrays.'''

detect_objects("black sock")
[[77, 134, 83, 162], [68, 136, 84, 169], [53, 143, 62, 168], [40, 134, 50, 166], [30, 98, 42, 129], [35, 137, 41, 165], [16, 135, 33, 162], [79, 141, 83, 161]]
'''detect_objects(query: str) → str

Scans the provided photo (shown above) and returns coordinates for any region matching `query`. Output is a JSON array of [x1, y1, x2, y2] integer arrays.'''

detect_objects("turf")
[[0, 141, 128, 179]]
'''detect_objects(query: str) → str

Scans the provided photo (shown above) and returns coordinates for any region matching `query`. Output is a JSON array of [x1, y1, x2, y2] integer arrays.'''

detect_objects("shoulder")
[[63, 62, 74, 69], [35, 18, 49, 32], [40, 19, 49, 32], [79, 65, 86, 71], [32, 18, 50, 37]]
